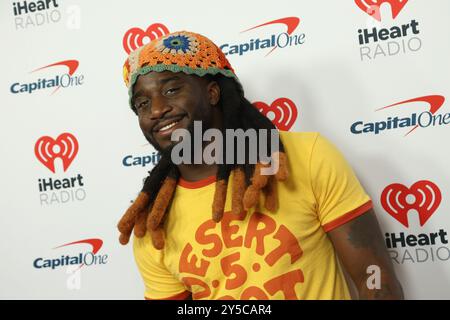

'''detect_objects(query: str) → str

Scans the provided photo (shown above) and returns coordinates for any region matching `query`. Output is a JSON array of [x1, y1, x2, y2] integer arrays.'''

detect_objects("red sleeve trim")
[[145, 290, 191, 300], [322, 200, 373, 233]]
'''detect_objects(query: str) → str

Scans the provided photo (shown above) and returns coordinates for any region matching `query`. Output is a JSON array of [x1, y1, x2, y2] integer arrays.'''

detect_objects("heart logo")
[[34, 133, 79, 173], [123, 23, 170, 54], [253, 98, 298, 131], [354, 0, 409, 21], [381, 180, 441, 228]]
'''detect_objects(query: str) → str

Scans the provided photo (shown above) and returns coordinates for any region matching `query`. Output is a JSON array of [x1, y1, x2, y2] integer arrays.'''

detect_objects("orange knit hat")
[[123, 30, 240, 107]]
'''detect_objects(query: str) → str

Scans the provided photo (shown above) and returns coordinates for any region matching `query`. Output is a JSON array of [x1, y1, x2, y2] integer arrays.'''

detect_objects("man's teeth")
[[159, 121, 179, 131]]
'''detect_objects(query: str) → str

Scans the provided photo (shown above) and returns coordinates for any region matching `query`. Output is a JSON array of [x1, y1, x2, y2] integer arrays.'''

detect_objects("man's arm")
[[327, 208, 404, 300]]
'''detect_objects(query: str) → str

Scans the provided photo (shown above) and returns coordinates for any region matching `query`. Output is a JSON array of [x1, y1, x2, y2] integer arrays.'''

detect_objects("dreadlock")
[[117, 74, 289, 249]]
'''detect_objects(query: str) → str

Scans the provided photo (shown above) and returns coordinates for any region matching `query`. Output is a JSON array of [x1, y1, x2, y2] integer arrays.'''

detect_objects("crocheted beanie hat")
[[123, 30, 240, 107]]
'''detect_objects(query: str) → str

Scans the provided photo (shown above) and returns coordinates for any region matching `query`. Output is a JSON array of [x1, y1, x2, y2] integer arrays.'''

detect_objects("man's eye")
[[135, 99, 150, 110], [165, 88, 179, 95]]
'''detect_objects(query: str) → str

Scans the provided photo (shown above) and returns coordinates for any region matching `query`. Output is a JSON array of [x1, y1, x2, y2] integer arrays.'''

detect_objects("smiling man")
[[118, 31, 404, 300]]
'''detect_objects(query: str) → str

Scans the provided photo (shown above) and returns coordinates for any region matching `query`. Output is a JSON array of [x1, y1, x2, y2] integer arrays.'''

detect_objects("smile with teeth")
[[158, 120, 180, 132]]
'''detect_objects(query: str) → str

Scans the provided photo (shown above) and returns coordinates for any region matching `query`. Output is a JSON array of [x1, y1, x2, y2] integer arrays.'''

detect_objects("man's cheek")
[[143, 131, 158, 147], [138, 122, 158, 148], [139, 119, 153, 136]]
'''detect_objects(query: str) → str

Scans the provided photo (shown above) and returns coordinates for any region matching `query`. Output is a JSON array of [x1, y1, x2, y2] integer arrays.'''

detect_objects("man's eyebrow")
[[132, 89, 144, 101], [132, 76, 183, 100], [159, 75, 182, 85]]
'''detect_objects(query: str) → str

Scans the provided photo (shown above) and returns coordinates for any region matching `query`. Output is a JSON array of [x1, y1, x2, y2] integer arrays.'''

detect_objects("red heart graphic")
[[253, 98, 298, 131], [381, 180, 441, 228], [123, 23, 170, 54], [34, 133, 79, 173], [354, 0, 409, 21]]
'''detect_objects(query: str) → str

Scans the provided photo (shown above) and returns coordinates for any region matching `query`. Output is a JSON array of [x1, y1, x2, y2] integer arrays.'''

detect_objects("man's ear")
[[207, 81, 220, 106]]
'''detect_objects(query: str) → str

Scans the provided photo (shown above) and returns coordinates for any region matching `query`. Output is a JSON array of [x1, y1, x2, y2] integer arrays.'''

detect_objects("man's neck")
[[177, 163, 218, 182]]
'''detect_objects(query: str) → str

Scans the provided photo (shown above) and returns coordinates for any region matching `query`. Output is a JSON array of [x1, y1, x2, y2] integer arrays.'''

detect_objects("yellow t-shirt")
[[133, 132, 372, 300]]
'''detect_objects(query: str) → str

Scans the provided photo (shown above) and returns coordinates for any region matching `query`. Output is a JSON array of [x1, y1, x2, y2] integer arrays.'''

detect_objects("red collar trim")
[[178, 176, 216, 189]]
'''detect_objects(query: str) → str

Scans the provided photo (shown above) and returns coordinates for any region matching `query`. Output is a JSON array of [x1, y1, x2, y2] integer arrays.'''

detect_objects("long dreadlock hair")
[[117, 74, 289, 250]]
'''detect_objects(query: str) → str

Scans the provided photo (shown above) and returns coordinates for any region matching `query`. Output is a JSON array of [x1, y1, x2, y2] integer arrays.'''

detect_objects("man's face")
[[131, 71, 220, 151]]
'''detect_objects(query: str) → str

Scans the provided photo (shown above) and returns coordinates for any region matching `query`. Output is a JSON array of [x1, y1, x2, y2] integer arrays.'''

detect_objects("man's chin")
[[146, 136, 176, 158], [143, 133, 164, 152]]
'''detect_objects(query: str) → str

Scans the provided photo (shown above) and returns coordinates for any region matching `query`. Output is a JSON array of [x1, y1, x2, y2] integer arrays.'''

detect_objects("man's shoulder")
[[279, 131, 320, 155], [276, 131, 321, 181]]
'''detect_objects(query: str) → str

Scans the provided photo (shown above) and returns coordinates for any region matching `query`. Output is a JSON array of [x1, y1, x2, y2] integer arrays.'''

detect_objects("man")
[[118, 31, 403, 300]]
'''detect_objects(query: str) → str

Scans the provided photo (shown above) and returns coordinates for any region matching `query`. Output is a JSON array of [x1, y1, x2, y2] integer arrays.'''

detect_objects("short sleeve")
[[309, 134, 373, 232], [133, 234, 190, 300]]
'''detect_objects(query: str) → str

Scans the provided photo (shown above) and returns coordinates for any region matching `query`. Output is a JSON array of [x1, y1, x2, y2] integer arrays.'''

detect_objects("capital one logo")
[[375, 95, 445, 136], [33, 238, 108, 270], [35, 133, 79, 173], [381, 180, 442, 228], [123, 23, 170, 54], [10, 60, 84, 95], [350, 95, 448, 136], [240, 17, 301, 56], [355, 0, 409, 21], [220, 17, 305, 57], [253, 98, 298, 131]]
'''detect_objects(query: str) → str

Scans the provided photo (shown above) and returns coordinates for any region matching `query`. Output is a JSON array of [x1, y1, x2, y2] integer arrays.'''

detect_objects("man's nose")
[[150, 95, 172, 120]]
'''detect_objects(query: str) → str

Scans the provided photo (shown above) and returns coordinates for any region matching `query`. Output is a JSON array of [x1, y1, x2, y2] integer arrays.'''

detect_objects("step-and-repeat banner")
[[1, 0, 449, 299]]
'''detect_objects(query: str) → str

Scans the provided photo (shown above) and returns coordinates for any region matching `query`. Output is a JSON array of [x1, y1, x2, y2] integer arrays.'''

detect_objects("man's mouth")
[[159, 120, 179, 132], [153, 115, 186, 137]]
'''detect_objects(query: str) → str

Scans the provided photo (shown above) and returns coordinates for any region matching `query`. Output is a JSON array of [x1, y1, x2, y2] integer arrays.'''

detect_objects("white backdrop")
[[1, 0, 449, 299]]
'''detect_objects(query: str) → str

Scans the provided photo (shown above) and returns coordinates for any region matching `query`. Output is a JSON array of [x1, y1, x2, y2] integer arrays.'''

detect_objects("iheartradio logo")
[[253, 98, 298, 131], [122, 23, 170, 54], [381, 180, 442, 228], [355, 0, 409, 21], [34, 133, 79, 173]]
